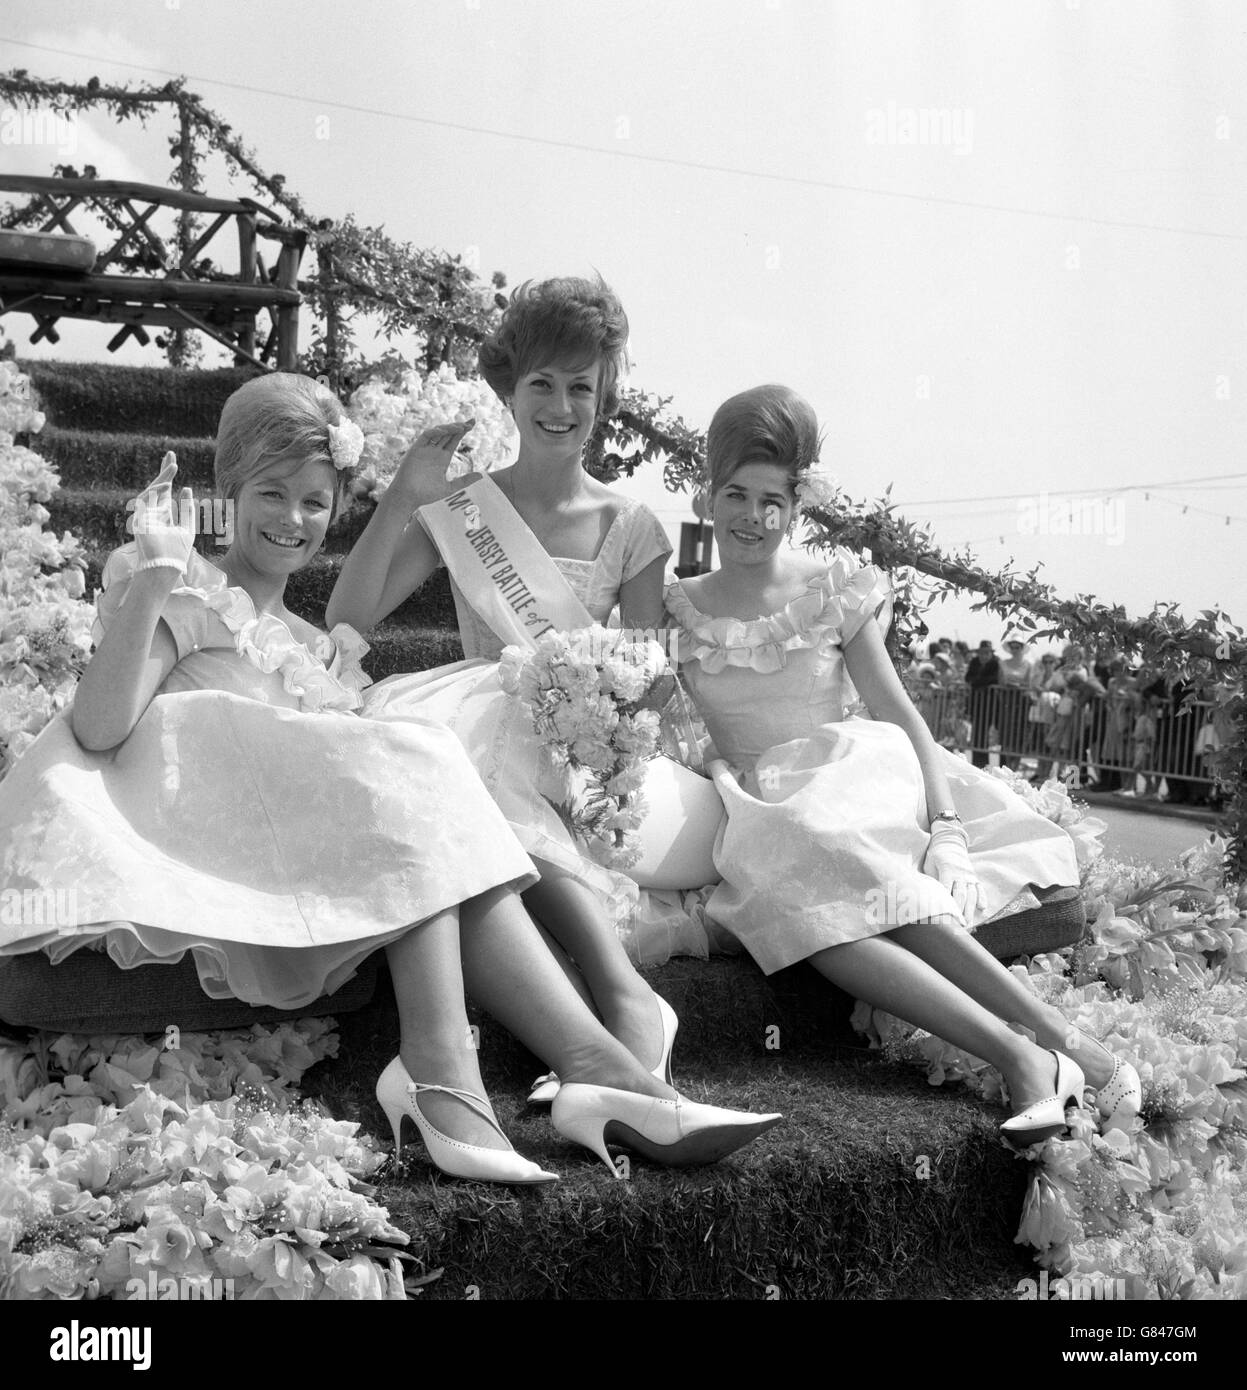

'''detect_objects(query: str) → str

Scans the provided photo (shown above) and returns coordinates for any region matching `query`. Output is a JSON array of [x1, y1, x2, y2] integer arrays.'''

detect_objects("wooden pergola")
[[0, 174, 306, 369]]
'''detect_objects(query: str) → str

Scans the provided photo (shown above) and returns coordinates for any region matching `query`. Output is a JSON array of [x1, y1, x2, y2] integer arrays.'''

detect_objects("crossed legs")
[[385, 885, 672, 1151], [522, 865, 667, 1071], [808, 918, 1114, 1109]]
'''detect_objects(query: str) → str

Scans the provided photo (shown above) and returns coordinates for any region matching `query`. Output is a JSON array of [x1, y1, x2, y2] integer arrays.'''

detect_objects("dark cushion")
[[0, 230, 97, 274], [975, 885, 1086, 960], [0, 949, 378, 1035]]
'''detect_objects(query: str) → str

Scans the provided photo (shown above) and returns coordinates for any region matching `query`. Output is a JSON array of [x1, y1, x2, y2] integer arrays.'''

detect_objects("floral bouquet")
[[499, 625, 671, 870]]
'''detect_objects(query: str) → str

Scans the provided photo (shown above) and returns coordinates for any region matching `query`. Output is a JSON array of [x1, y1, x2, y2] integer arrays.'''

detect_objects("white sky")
[[3, 0, 1245, 650]]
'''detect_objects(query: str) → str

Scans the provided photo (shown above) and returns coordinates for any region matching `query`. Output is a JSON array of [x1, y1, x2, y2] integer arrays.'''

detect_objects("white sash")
[[420, 473, 724, 891], [419, 474, 592, 651]]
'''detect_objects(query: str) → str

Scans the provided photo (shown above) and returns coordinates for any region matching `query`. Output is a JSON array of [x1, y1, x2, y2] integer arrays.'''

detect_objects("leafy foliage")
[[0, 73, 504, 388]]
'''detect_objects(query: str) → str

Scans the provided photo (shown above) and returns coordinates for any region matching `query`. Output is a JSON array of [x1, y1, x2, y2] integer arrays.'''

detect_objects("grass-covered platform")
[[306, 960, 1034, 1301]]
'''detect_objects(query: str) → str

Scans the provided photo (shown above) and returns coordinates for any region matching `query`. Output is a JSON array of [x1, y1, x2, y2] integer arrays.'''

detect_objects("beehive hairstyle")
[[705, 383, 821, 497], [214, 373, 352, 520], [478, 275, 629, 420]]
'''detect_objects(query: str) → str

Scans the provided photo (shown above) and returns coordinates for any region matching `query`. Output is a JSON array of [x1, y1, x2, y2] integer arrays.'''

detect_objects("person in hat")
[[998, 636, 1033, 769]]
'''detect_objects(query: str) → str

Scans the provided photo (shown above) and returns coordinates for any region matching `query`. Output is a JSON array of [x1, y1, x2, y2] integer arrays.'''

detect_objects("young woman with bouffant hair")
[[663, 383, 1141, 1145], [477, 275, 631, 423], [329, 275, 726, 1115], [213, 372, 355, 522]]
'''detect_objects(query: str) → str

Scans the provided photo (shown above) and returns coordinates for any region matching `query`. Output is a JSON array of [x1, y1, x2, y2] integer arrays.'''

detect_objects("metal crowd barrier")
[[901, 680, 1220, 798]]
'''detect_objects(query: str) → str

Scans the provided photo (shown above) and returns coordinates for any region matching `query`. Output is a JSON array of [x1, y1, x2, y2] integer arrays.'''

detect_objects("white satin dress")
[[664, 553, 1080, 974], [0, 547, 537, 1008]]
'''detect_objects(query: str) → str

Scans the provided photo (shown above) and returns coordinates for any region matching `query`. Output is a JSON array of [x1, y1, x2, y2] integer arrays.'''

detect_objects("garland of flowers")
[[0, 1020, 417, 1300], [852, 770, 1247, 1300], [0, 355, 93, 780]]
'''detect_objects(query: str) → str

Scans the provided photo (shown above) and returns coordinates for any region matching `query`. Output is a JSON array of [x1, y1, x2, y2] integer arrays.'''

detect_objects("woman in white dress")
[[0, 374, 779, 1181], [329, 277, 696, 1095], [662, 384, 1141, 1143]]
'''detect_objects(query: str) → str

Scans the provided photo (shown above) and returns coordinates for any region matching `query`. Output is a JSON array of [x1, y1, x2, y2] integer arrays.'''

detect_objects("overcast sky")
[[4, 1, 1245, 650]]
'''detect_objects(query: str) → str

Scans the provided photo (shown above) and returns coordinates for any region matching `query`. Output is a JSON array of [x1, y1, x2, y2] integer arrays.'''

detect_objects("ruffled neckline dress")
[[0, 547, 537, 1008], [664, 554, 1079, 975]]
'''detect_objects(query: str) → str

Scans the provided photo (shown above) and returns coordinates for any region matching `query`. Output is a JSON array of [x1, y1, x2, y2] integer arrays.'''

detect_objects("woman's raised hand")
[[128, 452, 196, 574], [390, 419, 476, 509], [922, 821, 981, 924]]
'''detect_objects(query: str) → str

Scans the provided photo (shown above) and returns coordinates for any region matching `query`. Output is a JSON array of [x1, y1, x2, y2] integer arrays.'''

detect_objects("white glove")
[[922, 819, 981, 924], [128, 452, 196, 574]]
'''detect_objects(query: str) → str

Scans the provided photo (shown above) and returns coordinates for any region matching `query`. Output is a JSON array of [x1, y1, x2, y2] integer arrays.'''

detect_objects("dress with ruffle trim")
[[664, 553, 1080, 975], [0, 547, 537, 1009]]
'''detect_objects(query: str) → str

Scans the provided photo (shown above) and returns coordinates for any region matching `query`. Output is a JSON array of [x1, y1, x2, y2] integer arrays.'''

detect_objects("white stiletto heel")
[[1000, 1050, 1086, 1146], [1090, 1048, 1142, 1133], [377, 1058, 558, 1185], [652, 994, 678, 1086], [551, 1083, 782, 1176]]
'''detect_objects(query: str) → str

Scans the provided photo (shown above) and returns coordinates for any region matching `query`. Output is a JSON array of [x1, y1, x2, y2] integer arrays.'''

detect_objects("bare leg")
[[807, 932, 1060, 1107], [887, 921, 1115, 1087], [522, 865, 664, 1069], [459, 885, 672, 1098], [384, 908, 509, 1151], [530, 913, 598, 1016]]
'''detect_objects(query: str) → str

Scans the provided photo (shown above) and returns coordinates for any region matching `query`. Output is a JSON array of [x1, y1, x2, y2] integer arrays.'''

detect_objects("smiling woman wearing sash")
[[328, 276, 710, 1093]]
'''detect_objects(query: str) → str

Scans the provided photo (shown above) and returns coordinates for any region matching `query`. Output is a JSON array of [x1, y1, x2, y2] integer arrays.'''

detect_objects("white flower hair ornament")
[[326, 418, 366, 471], [793, 463, 840, 516]]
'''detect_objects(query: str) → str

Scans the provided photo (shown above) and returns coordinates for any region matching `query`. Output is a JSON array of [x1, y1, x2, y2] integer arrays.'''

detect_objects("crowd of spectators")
[[901, 635, 1226, 807]]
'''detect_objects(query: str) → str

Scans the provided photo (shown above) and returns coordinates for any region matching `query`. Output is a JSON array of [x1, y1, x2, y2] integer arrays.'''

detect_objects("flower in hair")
[[327, 418, 365, 471], [794, 464, 840, 514]]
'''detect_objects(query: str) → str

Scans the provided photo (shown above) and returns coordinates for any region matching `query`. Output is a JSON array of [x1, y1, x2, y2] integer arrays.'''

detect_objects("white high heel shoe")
[[551, 1082, 782, 1176], [376, 1058, 558, 1185], [527, 993, 680, 1105], [1000, 1050, 1086, 1146], [1086, 1042, 1142, 1133]]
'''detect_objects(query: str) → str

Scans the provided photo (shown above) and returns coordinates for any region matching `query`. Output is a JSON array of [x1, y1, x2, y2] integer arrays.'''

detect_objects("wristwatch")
[[931, 811, 963, 825]]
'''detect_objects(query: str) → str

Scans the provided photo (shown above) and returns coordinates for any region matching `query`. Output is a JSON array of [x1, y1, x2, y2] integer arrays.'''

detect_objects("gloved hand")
[[921, 819, 981, 924], [128, 452, 196, 574]]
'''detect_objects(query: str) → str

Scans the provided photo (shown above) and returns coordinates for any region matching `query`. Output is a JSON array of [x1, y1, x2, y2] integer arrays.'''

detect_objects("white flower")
[[793, 465, 839, 513], [326, 418, 365, 470], [347, 363, 516, 499], [503, 627, 669, 868], [0, 365, 95, 782], [0, 1020, 401, 1301]]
